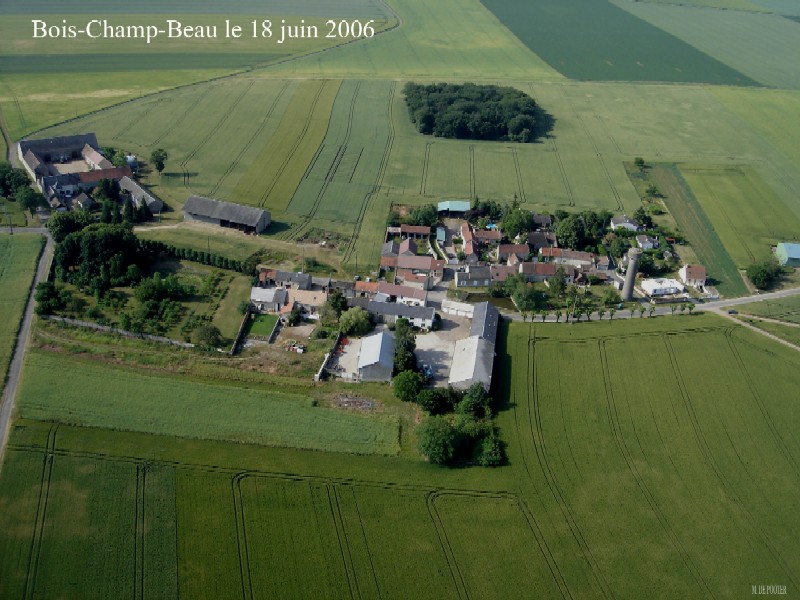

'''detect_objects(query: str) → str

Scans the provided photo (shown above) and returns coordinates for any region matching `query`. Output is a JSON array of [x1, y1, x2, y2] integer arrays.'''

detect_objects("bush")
[[311, 327, 330, 340], [393, 370, 426, 402], [193, 325, 222, 349], [416, 416, 459, 465], [746, 259, 782, 289], [338, 307, 372, 336], [475, 432, 504, 467]]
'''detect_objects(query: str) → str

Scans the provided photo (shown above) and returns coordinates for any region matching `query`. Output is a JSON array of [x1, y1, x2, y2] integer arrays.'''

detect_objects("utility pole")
[[3, 202, 11, 234]]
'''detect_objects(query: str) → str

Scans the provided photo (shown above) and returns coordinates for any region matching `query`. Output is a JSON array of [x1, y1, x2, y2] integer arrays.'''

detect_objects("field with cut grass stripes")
[[18, 350, 399, 455], [0, 234, 43, 385]]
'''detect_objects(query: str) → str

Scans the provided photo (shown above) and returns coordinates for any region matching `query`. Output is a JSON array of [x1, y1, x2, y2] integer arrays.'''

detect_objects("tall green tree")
[[150, 148, 168, 175]]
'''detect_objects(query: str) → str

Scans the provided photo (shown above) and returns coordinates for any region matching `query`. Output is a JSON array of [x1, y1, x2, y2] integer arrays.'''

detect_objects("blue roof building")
[[776, 242, 800, 267], [438, 200, 471, 214]]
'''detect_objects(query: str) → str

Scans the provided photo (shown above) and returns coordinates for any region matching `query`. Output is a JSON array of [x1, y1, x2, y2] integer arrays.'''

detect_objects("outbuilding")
[[357, 331, 395, 382], [776, 242, 800, 267], [184, 195, 270, 234]]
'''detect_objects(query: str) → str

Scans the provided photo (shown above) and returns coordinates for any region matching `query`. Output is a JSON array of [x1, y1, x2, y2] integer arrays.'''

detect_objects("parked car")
[[727, 309, 738, 315]]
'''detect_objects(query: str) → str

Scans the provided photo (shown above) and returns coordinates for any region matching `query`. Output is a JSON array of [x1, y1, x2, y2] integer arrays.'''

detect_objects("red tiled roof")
[[377, 282, 427, 300], [78, 166, 132, 184], [355, 281, 380, 293], [380, 256, 398, 268], [397, 255, 443, 271], [498, 243, 530, 258], [474, 229, 502, 242], [400, 224, 431, 235]]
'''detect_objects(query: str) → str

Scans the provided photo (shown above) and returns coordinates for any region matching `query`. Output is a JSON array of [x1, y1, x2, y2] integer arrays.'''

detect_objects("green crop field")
[[3, 315, 800, 598], [17, 350, 399, 455], [617, 1, 800, 89], [741, 318, 800, 347], [649, 164, 749, 297], [0, 234, 43, 385], [479, 0, 757, 84], [733, 295, 800, 324], [680, 165, 800, 266]]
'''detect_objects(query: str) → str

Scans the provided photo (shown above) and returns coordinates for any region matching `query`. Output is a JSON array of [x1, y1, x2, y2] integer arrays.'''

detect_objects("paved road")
[[0, 230, 53, 471]]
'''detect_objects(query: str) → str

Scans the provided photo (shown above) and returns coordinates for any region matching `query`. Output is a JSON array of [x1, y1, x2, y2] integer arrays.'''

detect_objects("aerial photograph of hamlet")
[[1, 0, 799, 598]]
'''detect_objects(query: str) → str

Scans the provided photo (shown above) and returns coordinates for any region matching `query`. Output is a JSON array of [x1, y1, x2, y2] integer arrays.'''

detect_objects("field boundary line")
[[469, 145, 476, 199], [419, 141, 431, 196], [550, 139, 575, 206], [133, 462, 147, 600]]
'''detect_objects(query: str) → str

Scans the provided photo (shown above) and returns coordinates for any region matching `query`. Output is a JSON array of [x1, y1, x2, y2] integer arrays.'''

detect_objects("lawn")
[[0, 234, 43, 385], [17, 350, 400, 455], [245, 313, 278, 337], [479, 0, 757, 84], [211, 274, 251, 339], [732, 295, 800, 324], [3, 314, 800, 598], [0, 197, 27, 227]]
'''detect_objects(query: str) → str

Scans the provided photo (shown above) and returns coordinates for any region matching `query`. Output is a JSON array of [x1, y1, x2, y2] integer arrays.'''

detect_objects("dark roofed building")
[[275, 271, 312, 290], [18, 133, 99, 163], [366, 301, 436, 329], [184, 195, 270, 234], [470, 302, 499, 343], [119, 176, 163, 214]]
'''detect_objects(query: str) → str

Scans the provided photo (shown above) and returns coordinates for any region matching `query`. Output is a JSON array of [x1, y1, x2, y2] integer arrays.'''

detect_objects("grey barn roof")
[[470, 302, 499, 342], [366, 301, 435, 321], [19, 133, 99, 157], [448, 337, 496, 390], [358, 331, 395, 370], [184, 195, 269, 228]]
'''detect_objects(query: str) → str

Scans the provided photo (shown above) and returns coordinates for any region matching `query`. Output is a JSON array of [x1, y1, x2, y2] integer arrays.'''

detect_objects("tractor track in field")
[[575, 114, 623, 212], [524, 335, 614, 600], [350, 487, 383, 600], [419, 142, 431, 196], [133, 462, 147, 600], [232, 472, 255, 600], [286, 81, 362, 241], [210, 81, 291, 198], [150, 86, 213, 147], [511, 147, 527, 203], [426, 491, 469, 600], [504, 328, 573, 600], [724, 330, 800, 480], [326, 483, 359, 600], [23, 424, 57, 600], [114, 99, 163, 145], [468, 145, 476, 199], [515, 497, 572, 600], [598, 340, 715, 598], [179, 81, 255, 194], [343, 81, 396, 265], [663, 335, 799, 590], [256, 81, 329, 210], [550, 139, 575, 207]]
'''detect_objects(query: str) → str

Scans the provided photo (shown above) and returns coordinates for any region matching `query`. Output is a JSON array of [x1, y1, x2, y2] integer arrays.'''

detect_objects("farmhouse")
[[636, 235, 658, 250], [490, 264, 517, 283], [528, 231, 557, 253], [184, 195, 270, 234], [366, 301, 436, 330], [398, 238, 418, 256], [641, 278, 685, 297], [455, 265, 491, 288], [357, 331, 395, 382], [498, 243, 530, 263], [460, 222, 479, 263], [119, 176, 163, 214], [473, 228, 502, 244], [376, 282, 428, 306], [776, 242, 800, 267], [250, 287, 287, 312], [679, 264, 707, 289], [287, 289, 328, 317], [539, 247, 596, 269], [610, 215, 640, 232]]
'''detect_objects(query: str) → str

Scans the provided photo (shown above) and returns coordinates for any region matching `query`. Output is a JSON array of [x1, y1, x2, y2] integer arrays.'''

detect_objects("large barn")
[[183, 195, 270, 234]]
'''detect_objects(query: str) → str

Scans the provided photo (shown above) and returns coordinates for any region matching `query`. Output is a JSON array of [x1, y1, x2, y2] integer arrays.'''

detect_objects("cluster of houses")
[[250, 269, 436, 329], [380, 225, 445, 289], [17, 133, 162, 214]]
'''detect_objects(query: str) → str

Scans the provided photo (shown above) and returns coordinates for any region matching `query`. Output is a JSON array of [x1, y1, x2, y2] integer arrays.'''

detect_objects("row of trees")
[[404, 83, 544, 143]]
